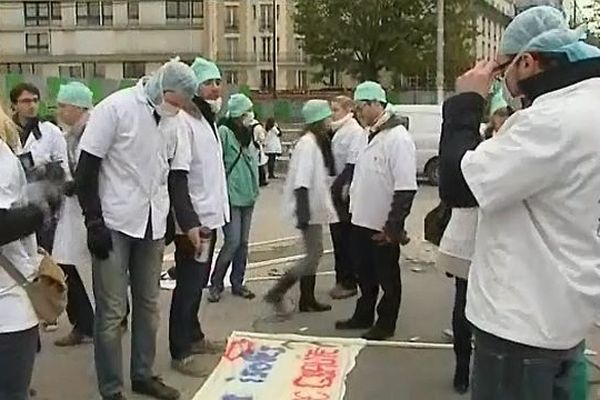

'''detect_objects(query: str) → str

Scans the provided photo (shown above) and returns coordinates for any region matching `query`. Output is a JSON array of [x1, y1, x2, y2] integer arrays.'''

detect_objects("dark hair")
[[531, 52, 570, 71], [9, 83, 41, 104], [305, 120, 336, 176], [265, 117, 276, 131]]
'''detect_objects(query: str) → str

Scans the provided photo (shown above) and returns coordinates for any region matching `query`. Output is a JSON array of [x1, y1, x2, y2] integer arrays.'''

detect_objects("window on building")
[[260, 70, 273, 90], [276, 4, 280, 20], [259, 4, 273, 31], [261, 37, 272, 62], [225, 5, 238, 31], [225, 38, 239, 61], [25, 32, 49, 54], [123, 62, 145, 79], [253, 37, 257, 54], [84, 62, 105, 78], [223, 71, 238, 86], [59, 64, 83, 78], [76, 1, 112, 26], [24, 1, 61, 26], [0, 63, 36, 74], [252, 5, 257, 19], [296, 70, 308, 89], [128, 0, 139, 23], [166, 0, 203, 23]]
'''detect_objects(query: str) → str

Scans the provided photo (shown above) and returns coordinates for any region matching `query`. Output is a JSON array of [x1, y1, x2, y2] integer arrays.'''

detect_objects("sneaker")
[[207, 287, 222, 303], [231, 286, 256, 300], [171, 356, 210, 378], [42, 322, 58, 332], [132, 376, 180, 400], [191, 338, 225, 355], [329, 284, 358, 300], [103, 394, 127, 400], [54, 330, 92, 347]]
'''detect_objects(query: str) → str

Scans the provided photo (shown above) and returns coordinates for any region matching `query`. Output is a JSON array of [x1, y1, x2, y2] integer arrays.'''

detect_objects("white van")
[[387, 104, 442, 185]]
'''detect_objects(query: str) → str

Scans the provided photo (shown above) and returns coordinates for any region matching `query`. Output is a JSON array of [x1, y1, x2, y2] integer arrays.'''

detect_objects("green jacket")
[[219, 123, 259, 207]]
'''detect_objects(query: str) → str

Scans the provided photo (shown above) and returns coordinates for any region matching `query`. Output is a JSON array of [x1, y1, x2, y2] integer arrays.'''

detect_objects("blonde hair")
[[331, 95, 356, 113], [0, 101, 20, 152]]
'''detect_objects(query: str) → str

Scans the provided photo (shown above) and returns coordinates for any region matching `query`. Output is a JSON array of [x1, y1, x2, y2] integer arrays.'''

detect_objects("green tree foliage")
[[294, 0, 477, 87]]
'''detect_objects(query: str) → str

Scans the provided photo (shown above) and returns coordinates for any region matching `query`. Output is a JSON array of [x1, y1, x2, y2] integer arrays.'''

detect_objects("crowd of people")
[[0, 4, 599, 400]]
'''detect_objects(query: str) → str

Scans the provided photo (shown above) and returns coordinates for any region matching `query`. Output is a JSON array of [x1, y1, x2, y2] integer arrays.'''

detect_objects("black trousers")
[[0, 326, 39, 400], [168, 231, 217, 360], [266, 154, 278, 178], [258, 165, 268, 186], [452, 278, 472, 367], [330, 221, 357, 289], [36, 217, 57, 253], [472, 328, 582, 400], [351, 225, 401, 332], [59, 264, 95, 337]]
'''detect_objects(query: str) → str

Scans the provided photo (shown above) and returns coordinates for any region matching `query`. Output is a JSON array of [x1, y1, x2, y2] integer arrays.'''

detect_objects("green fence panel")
[[87, 78, 105, 105], [274, 100, 291, 121]]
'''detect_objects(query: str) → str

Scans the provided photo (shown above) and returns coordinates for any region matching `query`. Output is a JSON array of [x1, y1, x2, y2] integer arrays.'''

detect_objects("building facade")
[[474, 0, 515, 61], [0, 0, 309, 90]]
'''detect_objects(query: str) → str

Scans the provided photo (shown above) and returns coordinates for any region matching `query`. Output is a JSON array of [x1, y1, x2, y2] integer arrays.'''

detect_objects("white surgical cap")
[[144, 58, 198, 106], [500, 6, 600, 62]]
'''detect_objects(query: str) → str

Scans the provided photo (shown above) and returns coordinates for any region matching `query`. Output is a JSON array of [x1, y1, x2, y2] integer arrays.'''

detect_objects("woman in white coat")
[[51, 82, 95, 347], [264, 117, 282, 179], [264, 100, 338, 315]]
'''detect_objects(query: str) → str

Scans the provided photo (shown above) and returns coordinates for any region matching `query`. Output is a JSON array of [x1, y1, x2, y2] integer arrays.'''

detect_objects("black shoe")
[[103, 394, 127, 400], [361, 326, 394, 341], [264, 273, 297, 305], [335, 318, 373, 330], [132, 377, 180, 400], [299, 275, 331, 312], [232, 285, 256, 300], [453, 362, 470, 394]]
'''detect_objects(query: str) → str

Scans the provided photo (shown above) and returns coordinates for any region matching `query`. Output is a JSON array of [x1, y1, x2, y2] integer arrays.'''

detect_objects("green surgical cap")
[[354, 81, 387, 103], [302, 99, 332, 125], [500, 6, 600, 62], [57, 82, 93, 109], [191, 57, 222, 84], [227, 93, 253, 118]]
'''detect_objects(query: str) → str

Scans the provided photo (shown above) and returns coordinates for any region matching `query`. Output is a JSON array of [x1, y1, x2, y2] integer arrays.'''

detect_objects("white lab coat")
[[80, 79, 180, 240], [350, 123, 417, 232], [251, 121, 268, 166], [171, 111, 230, 231], [18, 121, 68, 171], [264, 126, 283, 155], [463, 78, 600, 350], [331, 115, 365, 175], [283, 133, 338, 226], [0, 140, 40, 333]]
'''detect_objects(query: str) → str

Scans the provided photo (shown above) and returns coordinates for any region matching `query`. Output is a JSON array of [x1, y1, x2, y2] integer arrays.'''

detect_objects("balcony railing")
[[224, 22, 239, 33], [216, 51, 309, 63]]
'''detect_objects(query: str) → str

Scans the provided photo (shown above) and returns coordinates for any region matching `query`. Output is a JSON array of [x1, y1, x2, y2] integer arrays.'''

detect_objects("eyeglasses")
[[17, 97, 39, 105], [493, 57, 517, 77]]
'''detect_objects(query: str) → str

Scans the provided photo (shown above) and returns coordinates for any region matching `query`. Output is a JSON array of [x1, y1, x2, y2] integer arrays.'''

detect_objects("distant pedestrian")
[[264, 117, 282, 179]]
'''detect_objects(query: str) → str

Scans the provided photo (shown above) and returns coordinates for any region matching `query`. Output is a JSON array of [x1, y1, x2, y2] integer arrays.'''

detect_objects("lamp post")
[[436, 0, 445, 104], [272, 0, 278, 99]]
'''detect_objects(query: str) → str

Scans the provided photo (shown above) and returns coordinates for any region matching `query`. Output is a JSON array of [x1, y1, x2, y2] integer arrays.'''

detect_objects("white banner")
[[193, 331, 366, 400]]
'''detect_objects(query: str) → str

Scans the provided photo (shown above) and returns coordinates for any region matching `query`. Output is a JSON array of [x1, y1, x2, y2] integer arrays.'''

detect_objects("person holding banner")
[[264, 99, 337, 315]]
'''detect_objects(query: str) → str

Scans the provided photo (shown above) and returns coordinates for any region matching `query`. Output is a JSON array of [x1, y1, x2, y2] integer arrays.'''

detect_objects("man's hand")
[[372, 232, 393, 246], [456, 60, 498, 98], [372, 230, 411, 246], [187, 226, 202, 252]]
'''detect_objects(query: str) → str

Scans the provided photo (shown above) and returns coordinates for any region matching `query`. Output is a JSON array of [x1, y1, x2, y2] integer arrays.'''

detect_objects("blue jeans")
[[92, 231, 164, 398], [210, 205, 254, 291]]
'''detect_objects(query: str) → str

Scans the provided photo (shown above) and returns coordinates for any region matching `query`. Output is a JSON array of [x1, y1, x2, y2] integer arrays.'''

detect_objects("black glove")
[[86, 220, 113, 260], [63, 181, 76, 197]]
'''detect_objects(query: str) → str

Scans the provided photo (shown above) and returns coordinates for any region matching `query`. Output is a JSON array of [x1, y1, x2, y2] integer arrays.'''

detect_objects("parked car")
[[387, 104, 442, 185]]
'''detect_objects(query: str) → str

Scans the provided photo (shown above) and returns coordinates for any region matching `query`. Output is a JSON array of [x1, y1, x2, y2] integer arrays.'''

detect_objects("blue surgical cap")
[[500, 6, 600, 62], [144, 58, 198, 105], [57, 82, 93, 109]]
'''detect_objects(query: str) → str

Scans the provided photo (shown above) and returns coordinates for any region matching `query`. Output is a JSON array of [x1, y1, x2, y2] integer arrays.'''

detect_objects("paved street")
[[30, 182, 600, 399]]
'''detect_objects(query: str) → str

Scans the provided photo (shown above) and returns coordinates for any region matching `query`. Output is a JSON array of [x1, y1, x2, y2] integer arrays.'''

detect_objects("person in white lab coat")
[[335, 81, 417, 341], [251, 118, 269, 187], [0, 101, 62, 400], [76, 59, 198, 400], [264, 99, 337, 315], [439, 7, 600, 399], [51, 82, 96, 348], [329, 95, 366, 300], [264, 117, 283, 179], [167, 57, 228, 377], [9, 82, 68, 253]]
